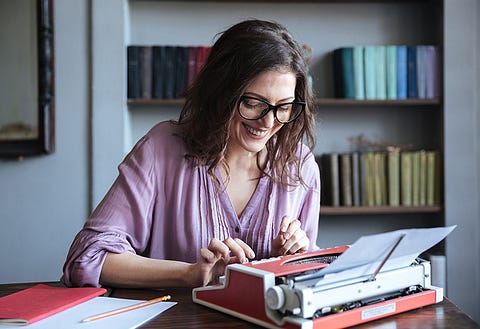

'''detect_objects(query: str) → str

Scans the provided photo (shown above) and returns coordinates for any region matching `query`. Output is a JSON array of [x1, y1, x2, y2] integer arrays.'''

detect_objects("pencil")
[[81, 295, 171, 323]]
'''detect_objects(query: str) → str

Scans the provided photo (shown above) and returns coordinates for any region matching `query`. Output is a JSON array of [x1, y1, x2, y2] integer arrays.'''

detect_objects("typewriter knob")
[[266, 286, 285, 310]]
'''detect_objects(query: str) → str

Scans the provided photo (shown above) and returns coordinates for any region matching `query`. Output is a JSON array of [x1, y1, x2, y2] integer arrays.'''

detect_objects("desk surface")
[[1, 282, 479, 329]]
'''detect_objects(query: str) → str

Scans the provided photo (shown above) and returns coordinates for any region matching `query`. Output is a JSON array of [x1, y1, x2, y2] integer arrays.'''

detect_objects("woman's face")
[[228, 69, 296, 156]]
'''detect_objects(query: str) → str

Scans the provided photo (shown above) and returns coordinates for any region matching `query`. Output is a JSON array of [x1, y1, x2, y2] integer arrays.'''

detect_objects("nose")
[[259, 109, 276, 128]]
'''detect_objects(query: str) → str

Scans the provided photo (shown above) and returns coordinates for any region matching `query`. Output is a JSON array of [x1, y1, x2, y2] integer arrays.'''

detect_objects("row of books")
[[127, 45, 211, 100], [318, 150, 441, 207], [333, 45, 440, 100]]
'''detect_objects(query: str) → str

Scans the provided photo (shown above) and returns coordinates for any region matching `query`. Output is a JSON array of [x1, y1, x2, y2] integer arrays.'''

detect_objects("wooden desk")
[[1, 282, 479, 328]]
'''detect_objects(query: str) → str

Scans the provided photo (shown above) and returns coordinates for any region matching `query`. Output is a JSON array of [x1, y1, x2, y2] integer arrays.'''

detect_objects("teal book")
[[333, 47, 354, 98], [396, 45, 407, 99], [375, 46, 387, 100], [363, 46, 376, 99], [416, 45, 427, 99], [353, 46, 365, 99], [386, 45, 397, 99]]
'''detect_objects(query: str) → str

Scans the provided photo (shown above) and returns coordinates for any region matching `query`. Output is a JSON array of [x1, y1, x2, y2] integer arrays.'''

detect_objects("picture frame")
[[0, 0, 55, 158]]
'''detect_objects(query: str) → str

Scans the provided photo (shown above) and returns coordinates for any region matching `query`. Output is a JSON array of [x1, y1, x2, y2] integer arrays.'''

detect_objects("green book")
[[365, 152, 376, 206], [412, 151, 420, 206], [419, 150, 427, 205], [386, 45, 397, 99], [387, 150, 400, 206], [401, 152, 412, 206]]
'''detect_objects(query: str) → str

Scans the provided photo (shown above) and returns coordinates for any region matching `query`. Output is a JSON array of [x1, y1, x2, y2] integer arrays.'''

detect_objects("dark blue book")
[[152, 46, 166, 99], [175, 46, 188, 98], [396, 45, 407, 99], [139, 46, 153, 99], [127, 46, 141, 99], [163, 46, 177, 99], [407, 46, 417, 98], [333, 47, 354, 99]]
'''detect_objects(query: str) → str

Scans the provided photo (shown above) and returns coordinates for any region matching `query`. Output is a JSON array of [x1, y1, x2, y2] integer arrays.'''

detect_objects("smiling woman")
[[0, 0, 54, 158]]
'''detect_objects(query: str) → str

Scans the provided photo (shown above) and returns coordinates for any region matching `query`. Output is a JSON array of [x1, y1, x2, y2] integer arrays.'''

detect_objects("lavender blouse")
[[62, 121, 320, 287]]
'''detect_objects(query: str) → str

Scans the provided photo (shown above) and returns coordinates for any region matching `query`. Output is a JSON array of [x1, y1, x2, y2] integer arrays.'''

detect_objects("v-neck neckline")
[[215, 166, 269, 224]]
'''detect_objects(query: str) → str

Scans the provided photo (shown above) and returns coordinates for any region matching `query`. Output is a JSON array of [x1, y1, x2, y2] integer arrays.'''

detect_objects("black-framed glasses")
[[237, 95, 305, 124]]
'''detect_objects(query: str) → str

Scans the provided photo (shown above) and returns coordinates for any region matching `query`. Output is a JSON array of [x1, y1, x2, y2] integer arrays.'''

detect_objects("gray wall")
[[0, 0, 478, 324]]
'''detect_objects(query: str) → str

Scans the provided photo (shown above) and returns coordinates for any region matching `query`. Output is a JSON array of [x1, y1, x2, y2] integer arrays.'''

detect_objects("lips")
[[244, 124, 268, 137]]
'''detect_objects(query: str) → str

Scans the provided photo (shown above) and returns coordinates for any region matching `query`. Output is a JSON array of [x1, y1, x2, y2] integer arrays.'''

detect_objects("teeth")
[[245, 125, 267, 137]]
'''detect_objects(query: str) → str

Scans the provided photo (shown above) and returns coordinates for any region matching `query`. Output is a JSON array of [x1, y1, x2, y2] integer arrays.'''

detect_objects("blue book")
[[363, 46, 376, 99], [375, 46, 387, 100], [407, 46, 417, 98], [416, 45, 427, 99], [396, 45, 407, 99]]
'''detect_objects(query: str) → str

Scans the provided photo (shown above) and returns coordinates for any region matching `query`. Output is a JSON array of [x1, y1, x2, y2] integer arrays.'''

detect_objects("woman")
[[62, 19, 319, 288]]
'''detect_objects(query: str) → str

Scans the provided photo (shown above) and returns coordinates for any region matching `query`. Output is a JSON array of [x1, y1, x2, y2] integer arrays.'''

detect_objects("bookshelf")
[[125, 0, 444, 220]]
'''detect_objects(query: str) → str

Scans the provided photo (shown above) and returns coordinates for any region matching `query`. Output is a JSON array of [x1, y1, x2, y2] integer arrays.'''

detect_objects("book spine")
[[163, 46, 177, 99], [363, 46, 377, 99], [375, 46, 387, 100], [401, 152, 412, 206], [387, 150, 400, 206], [329, 153, 340, 207], [411, 151, 421, 205], [407, 46, 417, 98], [351, 152, 361, 206], [386, 45, 397, 99], [396, 45, 407, 99], [359, 152, 368, 206], [127, 46, 141, 99], [353, 47, 365, 100], [152, 46, 166, 99], [175, 46, 188, 98], [139, 46, 153, 99], [416, 45, 427, 99], [419, 150, 427, 205], [340, 153, 353, 206]]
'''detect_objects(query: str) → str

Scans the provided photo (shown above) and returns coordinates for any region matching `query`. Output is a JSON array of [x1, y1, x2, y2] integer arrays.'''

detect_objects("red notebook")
[[0, 284, 107, 325]]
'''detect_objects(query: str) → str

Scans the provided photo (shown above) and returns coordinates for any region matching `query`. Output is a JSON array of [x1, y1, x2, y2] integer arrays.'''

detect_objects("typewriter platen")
[[192, 243, 444, 329]]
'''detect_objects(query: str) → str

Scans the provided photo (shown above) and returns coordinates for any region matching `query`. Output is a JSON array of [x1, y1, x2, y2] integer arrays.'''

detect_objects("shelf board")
[[128, 98, 441, 107], [320, 205, 443, 215]]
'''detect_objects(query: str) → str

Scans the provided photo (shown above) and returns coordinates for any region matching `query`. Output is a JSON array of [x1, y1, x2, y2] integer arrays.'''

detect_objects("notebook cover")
[[0, 284, 107, 325]]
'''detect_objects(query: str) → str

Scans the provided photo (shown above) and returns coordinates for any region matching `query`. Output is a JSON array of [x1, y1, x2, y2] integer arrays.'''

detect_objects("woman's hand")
[[190, 237, 255, 287], [271, 216, 310, 256]]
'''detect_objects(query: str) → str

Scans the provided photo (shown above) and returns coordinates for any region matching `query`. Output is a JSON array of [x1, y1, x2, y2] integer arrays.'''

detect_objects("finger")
[[281, 232, 309, 255], [279, 216, 291, 234], [208, 238, 230, 261], [200, 247, 217, 264], [223, 237, 247, 263], [233, 238, 255, 259], [282, 219, 301, 240]]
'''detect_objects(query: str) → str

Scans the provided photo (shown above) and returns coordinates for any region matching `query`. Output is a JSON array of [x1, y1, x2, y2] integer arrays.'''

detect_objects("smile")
[[245, 124, 268, 137]]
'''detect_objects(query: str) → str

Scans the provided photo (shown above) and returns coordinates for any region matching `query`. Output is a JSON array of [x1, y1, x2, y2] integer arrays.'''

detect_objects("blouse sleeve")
[[299, 150, 321, 251], [61, 135, 157, 287]]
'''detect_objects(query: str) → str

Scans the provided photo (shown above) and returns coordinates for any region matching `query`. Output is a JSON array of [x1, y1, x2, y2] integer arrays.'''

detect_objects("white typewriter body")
[[192, 246, 443, 329]]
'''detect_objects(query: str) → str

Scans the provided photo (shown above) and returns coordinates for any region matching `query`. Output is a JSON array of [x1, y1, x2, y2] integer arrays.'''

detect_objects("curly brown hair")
[[175, 19, 316, 188]]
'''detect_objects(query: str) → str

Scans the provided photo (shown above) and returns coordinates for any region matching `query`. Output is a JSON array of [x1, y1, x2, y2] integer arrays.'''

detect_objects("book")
[[163, 46, 177, 99], [411, 151, 421, 205], [425, 45, 439, 99], [375, 46, 387, 100], [340, 153, 353, 206], [419, 150, 427, 206], [152, 46, 166, 99], [127, 45, 141, 99], [416, 45, 427, 99], [363, 46, 376, 99], [387, 150, 400, 206], [333, 47, 354, 99], [359, 152, 368, 206], [396, 45, 407, 99], [352, 47, 365, 99], [407, 46, 417, 98], [365, 152, 376, 206], [401, 152, 412, 206], [321, 153, 340, 206], [187, 46, 198, 87], [0, 284, 106, 325], [351, 152, 361, 206], [139, 46, 153, 99], [373, 152, 387, 206], [175, 46, 188, 98], [385, 45, 397, 99], [426, 151, 441, 206]]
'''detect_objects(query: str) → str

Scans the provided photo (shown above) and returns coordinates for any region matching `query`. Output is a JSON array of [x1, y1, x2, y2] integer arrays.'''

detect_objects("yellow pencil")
[[81, 295, 171, 323]]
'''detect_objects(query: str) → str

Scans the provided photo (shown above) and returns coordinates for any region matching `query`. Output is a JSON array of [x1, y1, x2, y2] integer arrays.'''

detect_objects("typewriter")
[[193, 226, 454, 329]]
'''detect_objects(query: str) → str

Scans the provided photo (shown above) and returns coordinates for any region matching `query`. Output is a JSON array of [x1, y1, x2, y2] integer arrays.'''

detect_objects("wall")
[[0, 0, 90, 283]]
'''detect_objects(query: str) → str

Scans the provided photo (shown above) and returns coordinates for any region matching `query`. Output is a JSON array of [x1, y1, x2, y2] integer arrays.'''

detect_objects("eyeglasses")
[[237, 95, 305, 124]]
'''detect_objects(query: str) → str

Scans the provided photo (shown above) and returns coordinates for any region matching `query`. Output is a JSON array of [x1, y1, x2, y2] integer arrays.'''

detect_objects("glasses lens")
[[238, 97, 268, 120], [276, 102, 304, 123]]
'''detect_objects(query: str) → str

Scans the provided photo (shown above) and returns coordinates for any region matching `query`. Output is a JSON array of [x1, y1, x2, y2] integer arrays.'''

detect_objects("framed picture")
[[0, 0, 55, 158]]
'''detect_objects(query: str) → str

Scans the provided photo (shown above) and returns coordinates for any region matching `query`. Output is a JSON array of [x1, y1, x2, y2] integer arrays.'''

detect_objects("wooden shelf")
[[127, 98, 441, 107], [320, 205, 443, 215]]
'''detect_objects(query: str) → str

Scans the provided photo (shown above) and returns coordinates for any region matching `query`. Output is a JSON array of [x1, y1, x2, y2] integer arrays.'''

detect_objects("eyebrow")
[[243, 92, 295, 104]]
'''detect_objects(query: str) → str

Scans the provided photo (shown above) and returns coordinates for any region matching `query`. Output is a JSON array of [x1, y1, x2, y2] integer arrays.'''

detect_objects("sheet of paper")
[[0, 296, 176, 329], [309, 225, 456, 287]]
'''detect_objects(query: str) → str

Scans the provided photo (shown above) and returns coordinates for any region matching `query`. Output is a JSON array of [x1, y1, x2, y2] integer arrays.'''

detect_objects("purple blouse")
[[62, 121, 320, 287]]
